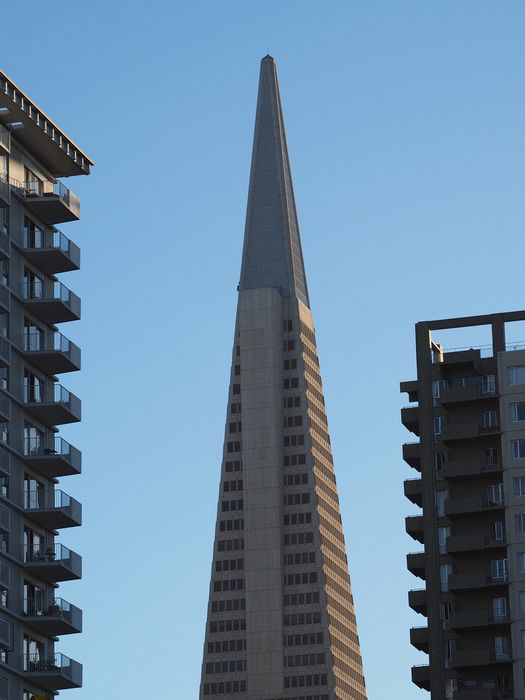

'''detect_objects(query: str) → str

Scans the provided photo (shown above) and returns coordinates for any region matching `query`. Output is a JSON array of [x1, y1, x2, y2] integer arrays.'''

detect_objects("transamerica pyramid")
[[199, 55, 367, 700]]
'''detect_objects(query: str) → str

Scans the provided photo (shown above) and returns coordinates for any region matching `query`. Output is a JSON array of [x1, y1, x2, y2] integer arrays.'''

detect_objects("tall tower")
[[199, 56, 367, 700], [0, 71, 92, 698]]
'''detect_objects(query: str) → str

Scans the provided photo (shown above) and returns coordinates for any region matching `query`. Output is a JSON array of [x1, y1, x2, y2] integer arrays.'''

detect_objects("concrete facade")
[[199, 57, 367, 700], [402, 311, 525, 700], [0, 71, 92, 699]]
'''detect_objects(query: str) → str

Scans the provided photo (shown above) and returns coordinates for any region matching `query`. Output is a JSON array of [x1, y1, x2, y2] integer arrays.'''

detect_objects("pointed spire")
[[239, 56, 310, 308]]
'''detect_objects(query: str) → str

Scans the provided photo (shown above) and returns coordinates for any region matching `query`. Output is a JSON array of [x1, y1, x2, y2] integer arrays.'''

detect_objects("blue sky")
[[2, 1, 525, 698]]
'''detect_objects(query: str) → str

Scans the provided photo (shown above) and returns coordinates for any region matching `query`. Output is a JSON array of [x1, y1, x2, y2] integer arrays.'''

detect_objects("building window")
[[433, 416, 443, 441], [482, 374, 496, 394], [483, 410, 498, 429], [440, 564, 452, 592], [485, 447, 498, 466], [491, 559, 508, 580], [510, 402, 525, 422], [493, 597, 507, 622], [436, 491, 448, 517], [519, 591, 525, 612], [445, 679, 458, 699], [438, 527, 450, 554], [512, 440, 525, 460], [514, 477, 525, 497], [508, 366, 525, 385], [521, 630, 525, 651], [494, 635, 510, 660], [487, 483, 504, 506], [518, 553, 525, 572], [516, 515, 525, 535], [432, 381, 442, 404], [489, 521, 504, 543], [435, 452, 446, 472]]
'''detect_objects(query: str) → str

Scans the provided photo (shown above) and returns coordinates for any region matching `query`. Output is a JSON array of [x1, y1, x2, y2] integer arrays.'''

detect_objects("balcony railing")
[[23, 488, 81, 529], [21, 279, 80, 323], [21, 382, 81, 424], [10, 177, 79, 224], [23, 596, 81, 631], [20, 330, 80, 374], [22, 651, 82, 688], [23, 542, 81, 581], [22, 226, 80, 273]]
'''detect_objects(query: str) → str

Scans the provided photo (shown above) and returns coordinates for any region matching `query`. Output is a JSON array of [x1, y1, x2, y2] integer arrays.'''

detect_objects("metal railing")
[[23, 596, 75, 620], [24, 542, 75, 565], [10, 177, 71, 205], [24, 489, 72, 511], [23, 226, 71, 253], [21, 279, 73, 303], [22, 330, 71, 353], [23, 652, 75, 675], [22, 382, 73, 405], [23, 435, 73, 458]]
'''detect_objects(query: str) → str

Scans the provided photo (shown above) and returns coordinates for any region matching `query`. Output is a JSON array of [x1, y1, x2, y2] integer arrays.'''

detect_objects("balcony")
[[408, 588, 427, 616], [0, 448, 9, 476], [21, 279, 80, 324], [22, 543, 82, 582], [20, 331, 81, 374], [447, 534, 505, 554], [454, 688, 513, 700], [23, 597, 82, 636], [400, 379, 418, 403], [0, 173, 9, 208], [23, 489, 81, 529], [441, 384, 490, 406], [11, 177, 80, 224], [407, 552, 425, 580], [0, 392, 9, 422], [0, 125, 9, 156], [442, 422, 500, 444], [451, 649, 511, 668], [449, 572, 507, 592], [22, 227, 80, 273], [0, 505, 8, 534], [401, 406, 420, 436], [406, 515, 424, 544], [0, 338, 10, 370], [402, 442, 421, 470], [22, 383, 81, 425], [410, 626, 429, 653], [411, 665, 430, 691], [449, 610, 509, 630], [0, 284, 9, 315], [439, 349, 481, 371], [443, 459, 502, 480], [22, 652, 82, 689], [404, 479, 423, 507], [445, 495, 504, 517], [20, 436, 81, 478]]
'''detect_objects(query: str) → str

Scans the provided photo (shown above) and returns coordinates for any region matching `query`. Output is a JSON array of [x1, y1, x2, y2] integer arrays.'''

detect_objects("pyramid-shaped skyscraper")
[[199, 56, 367, 700]]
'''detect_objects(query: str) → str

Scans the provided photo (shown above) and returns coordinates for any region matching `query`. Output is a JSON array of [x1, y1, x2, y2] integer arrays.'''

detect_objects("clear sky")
[[2, 1, 525, 698]]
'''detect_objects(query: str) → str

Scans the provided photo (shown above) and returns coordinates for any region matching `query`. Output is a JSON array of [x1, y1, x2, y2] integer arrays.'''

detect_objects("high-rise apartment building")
[[0, 71, 92, 698], [198, 56, 367, 700], [402, 311, 525, 700]]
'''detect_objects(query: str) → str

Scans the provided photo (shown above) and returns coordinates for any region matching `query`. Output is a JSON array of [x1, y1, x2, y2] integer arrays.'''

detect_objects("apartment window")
[[516, 514, 525, 535], [491, 558, 508, 581], [445, 679, 458, 700], [432, 380, 441, 403], [436, 491, 448, 517], [487, 483, 504, 506], [489, 521, 504, 543], [493, 597, 507, 622], [519, 591, 525, 612], [512, 440, 525, 460], [515, 477, 525, 497], [494, 635, 510, 660], [443, 639, 455, 668], [508, 366, 525, 385], [438, 527, 451, 554], [441, 601, 452, 629], [517, 553, 525, 572], [482, 374, 496, 394], [435, 452, 446, 472], [521, 630, 525, 651], [24, 167, 42, 196], [485, 447, 498, 466], [483, 410, 498, 429], [440, 564, 452, 592], [0, 677, 7, 700], [433, 416, 443, 441], [510, 402, 525, 422]]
